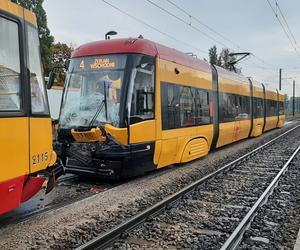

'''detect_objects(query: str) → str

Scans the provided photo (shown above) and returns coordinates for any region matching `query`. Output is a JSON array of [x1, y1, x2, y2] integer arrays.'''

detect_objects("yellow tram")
[[52, 38, 285, 179], [0, 0, 59, 215]]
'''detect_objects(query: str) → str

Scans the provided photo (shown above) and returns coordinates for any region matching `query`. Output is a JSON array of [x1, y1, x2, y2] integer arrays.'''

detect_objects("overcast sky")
[[44, 0, 300, 97]]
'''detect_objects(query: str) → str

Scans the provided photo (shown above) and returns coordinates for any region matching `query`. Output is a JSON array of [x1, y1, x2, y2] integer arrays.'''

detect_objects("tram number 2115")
[[32, 152, 48, 165]]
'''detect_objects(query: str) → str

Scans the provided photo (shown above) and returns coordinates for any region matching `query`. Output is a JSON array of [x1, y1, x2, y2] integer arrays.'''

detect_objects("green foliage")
[[51, 42, 74, 86], [208, 45, 218, 65], [220, 48, 231, 70], [12, 0, 54, 75], [52, 42, 74, 68], [208, 45, 240, 73]]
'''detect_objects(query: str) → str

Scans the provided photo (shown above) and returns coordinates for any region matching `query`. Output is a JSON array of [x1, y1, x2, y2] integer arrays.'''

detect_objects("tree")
[[12, 0, 54, 75], [208, 45, 240, 73], [220, 48, 235, 71], [208, 45, 218, 65], [51, 42, 73, 68], [51, 42, 74, 86]]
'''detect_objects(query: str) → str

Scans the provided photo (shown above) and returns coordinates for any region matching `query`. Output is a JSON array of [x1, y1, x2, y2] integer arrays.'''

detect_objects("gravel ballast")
[[0, 121, 299, 249], [109, 125, 300, 249], [238, 148, 300, 249]]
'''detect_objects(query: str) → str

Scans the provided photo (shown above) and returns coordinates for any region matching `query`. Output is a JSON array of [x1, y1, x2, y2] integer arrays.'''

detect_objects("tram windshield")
[[60, 54, 155, 129], [60, 55, 127, 128]]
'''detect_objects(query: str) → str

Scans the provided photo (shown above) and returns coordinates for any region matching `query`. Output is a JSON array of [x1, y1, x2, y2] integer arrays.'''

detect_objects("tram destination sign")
[[70, 55, 126, 72]]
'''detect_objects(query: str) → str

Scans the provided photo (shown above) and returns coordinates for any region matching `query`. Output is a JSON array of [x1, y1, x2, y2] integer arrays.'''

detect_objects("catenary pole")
[[279, 68, 282, 91], [293, 80, 295, 116]]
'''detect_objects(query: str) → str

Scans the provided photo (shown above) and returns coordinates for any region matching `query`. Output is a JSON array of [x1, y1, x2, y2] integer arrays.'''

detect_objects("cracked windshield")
[[60, 55, 126, 128]]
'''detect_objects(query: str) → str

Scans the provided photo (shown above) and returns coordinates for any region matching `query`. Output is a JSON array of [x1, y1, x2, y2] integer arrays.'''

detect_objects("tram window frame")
[[161, 82, 211, 130], [128, 55, 155, 124], [26, 23, 50, 116], [279, 101, 284, 115], [266, 99, 278, 117], [253, 97, 264, 118], [219, 92, 250, 122], [193, 88, 211, 125], [0, 14, 25, 115]]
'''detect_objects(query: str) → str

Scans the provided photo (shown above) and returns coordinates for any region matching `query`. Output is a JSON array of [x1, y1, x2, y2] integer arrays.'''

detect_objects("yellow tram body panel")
[[105, 124, 128, 145], [252, 84, 264, 99], [0, 118, 29, 183], [217, 120, 250, 147], [216, 68, 251, 148], [129, 120, 156, 144], [252, 118, 264, 137], [157, 124, 213, 167], [264, 90, 279, 131], [155, 58, 213, 168], [278, 94, 285, 128], [157, 59, 212, 90], [218, 77, 249, 96], [250, 82, 265, 137], [278, 115, 285, 128], [265, 89, 278, 101], [0, 118, 54, 181], [264, 116, 279, 131], [29, 118, 55, 173]]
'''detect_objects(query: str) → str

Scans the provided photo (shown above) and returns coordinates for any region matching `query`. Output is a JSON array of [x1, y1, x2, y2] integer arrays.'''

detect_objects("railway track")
[[237, 145, 300, 249], [76, 124, 300, 250]]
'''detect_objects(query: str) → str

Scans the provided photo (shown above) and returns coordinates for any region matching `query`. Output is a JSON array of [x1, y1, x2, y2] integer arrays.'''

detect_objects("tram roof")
[[72, 38, 280, 96], [72, 38, 211, 73], [0, 0, 37, 26]]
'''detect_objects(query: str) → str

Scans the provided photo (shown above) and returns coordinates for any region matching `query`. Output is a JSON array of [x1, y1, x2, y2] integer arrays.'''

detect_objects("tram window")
[[179, 86, 196, 126], [253, 97, 264, 118], [266, 99, 277, 116], [241, 96, 250, 117], [161, 82, 210, 130], [129, 58, 154, 124], [0, 17, 21, 111], [27, 25, 49, 115], [275, 100, 279, 115], [279, 101, 284, 115], [194, 89, 210, 125], [161, 82, 180, 129], [219, 93, 250, 122], [219, 93, 236, 122]]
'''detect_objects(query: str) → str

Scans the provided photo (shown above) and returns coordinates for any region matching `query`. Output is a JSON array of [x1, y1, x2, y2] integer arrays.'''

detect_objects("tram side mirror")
[[47, 71, 56, 90], [64, 59, 70, 70], [136, 62, 153, 70]]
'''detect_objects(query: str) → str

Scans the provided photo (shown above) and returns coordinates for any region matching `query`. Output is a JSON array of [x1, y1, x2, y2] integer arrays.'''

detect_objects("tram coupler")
[[45, 159, 65, 194]]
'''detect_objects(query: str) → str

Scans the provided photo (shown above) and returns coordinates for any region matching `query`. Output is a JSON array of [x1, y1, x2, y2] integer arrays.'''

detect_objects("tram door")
[[0, 14, 30, 205]]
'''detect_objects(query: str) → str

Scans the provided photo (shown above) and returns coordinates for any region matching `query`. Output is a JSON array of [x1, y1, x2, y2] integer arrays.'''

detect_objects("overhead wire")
[[266, 0, 300, 58], [275, 0, 300, 52], [165, 0, 241, 51], [101, 0, 208, 56], [145, 0, 229, 48], [161, 0, 279, 70], [102, 0, 296, 85]]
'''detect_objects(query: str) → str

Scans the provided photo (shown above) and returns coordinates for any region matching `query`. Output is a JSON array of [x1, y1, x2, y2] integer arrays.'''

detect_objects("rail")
[[221, 143, 300, 249], [76, 124, 300, 250]]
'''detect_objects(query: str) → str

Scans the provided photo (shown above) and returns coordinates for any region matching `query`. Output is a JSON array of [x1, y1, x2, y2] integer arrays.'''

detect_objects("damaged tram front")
[[55, 39, 156, 179]]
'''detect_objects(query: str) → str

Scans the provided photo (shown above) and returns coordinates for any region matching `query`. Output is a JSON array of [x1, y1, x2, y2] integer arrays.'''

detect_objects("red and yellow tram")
[[53, 38, 285, 179], [0, 0, 59, 215]]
